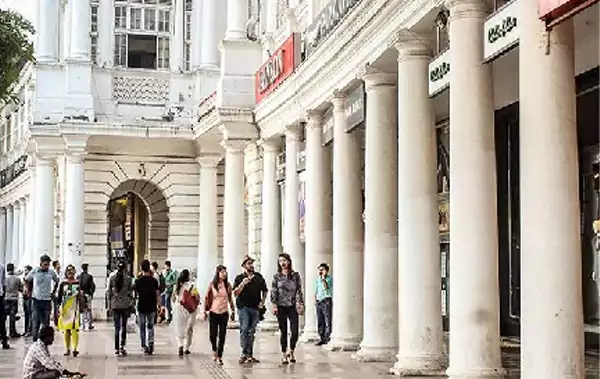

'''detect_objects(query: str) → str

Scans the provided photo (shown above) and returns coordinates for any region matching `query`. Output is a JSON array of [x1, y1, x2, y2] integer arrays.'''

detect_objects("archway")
[[106, 179, 169, 275]]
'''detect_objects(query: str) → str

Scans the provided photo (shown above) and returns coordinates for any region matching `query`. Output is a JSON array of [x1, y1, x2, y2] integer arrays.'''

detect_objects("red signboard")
[[538, 0, 598, 26], [255, 33, 301, 104]]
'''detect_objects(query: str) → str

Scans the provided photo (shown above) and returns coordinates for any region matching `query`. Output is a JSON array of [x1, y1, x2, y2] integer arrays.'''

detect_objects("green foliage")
[[0, 9, 35, 105]]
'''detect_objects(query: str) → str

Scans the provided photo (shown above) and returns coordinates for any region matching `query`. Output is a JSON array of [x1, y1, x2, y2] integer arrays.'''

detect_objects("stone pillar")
[[199, 0, 220, 68], [171, 0, 184, 71], [300, 111, 333, 342], [98, 0, 113, 67], [444, 1, 504, 377], [63, 152, 85, 268], [25, 194, 35, 267], [519, 0, 583, 377], [222, 140, 247, 275], [12, 202, 21, 266], [5, 206, 13, 264], [284, 126, 305, 292], [33, 157, 56, 260], [265, 0, 278, 34], [260, 139, 282, 330], [19, 199, 27, 268], [0, 208, 5, 264], [356, 71, 398, 362], [393, 38, 445, 376], [196, 155, 222, 292], [225, 0, 249, 40], [328, 93, 364, 351], [37, 0, 60, 62], [68, 0, 91, 60]]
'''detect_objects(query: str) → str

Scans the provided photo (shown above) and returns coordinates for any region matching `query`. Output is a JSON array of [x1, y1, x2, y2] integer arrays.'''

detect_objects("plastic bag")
[[127, 313, 137, 333]]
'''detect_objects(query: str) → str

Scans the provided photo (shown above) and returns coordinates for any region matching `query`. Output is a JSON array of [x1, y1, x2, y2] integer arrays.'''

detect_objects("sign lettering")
[[259, 50, 284, 93], [305, 0, 361, 57], [483, 0, 520, 62], [428, 49, 451, 97], [255, 33, 302, 103]]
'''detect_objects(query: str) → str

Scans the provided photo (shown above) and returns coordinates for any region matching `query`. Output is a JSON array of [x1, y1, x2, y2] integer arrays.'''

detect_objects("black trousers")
[[113, 309, 129, 350], [276, 306, 299, 353], [32, 369, 61, 379], [208, 312, 228, 358], [0, 296, 7, 344], [316, 298, 332, 343]]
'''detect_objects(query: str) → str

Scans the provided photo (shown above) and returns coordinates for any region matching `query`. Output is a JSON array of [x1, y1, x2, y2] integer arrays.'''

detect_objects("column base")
[[354, 345, 397, 362], [392, 353, 447, 376], [325, 335, 362, 352], [299, 329, 321, 343], [446, 366, 506, 378]]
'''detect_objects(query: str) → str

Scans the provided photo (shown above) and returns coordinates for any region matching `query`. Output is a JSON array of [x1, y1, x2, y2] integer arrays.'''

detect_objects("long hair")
[[277, 253, 293, 274], [212, 265, 230, 291], [176, 269, 190, 294], [64, 264, 75, 279], [115, 260, 127, 292]]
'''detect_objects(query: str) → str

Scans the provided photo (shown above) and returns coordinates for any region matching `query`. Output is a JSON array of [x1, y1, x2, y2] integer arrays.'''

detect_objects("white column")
[[0, 208, 6, 265], [63, 154, 85, 268], [171, 0, 184, 71], [356, 71, 398, 362], [444, 1, 504, 377], [68, 0, 91, 60], [259, 139, 282, 330], [196, 156, 222, 291], [288, 0, 299, 9], [12, 202, 21, 266], [393, 39, 445, 375], [98, 0, 113, 67], [300, 111, 333, 343], [199, 0, 220, 68], [33, 157, 56, 260], [265, 0, 278, 34], [25, 195, 35, 267], [284, 126, 305, 294], [519, 0, 583, 377], [37, 0, 60, 62], [5, 206, 13, 264], [328, 93, 364, 351], [19, 199, 27, 268], [225, 0, 248, 40], [221, 140, 247, 275]]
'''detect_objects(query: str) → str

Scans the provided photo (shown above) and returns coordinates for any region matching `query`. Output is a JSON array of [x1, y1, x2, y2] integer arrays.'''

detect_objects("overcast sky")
[[0, 0, 37, 25]]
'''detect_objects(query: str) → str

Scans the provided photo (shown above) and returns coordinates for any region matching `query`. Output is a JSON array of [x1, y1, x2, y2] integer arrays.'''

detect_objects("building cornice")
[[255, 0, 441, 138]]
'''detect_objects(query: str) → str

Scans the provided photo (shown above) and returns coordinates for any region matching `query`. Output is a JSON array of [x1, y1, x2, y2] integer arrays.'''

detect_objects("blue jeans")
[[238, 307, 259, 357], [138, 312, 155, 347], [4, 299, 18, 336], [316, 298, 333, 343], [32, 299, 52, 342], [162, 293, 173, 321], [113, 309, 129, 350]]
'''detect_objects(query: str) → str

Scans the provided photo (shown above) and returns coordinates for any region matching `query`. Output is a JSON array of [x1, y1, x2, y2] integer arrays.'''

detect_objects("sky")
[[0, 0, 37, 26]]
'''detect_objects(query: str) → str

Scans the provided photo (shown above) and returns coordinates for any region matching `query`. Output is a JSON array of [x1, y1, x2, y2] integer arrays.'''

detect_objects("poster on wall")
[[298, 172, 306, 243]]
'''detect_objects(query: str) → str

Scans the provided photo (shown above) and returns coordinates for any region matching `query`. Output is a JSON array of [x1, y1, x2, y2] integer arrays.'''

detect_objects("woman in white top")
[[171, 269, 200, 356]]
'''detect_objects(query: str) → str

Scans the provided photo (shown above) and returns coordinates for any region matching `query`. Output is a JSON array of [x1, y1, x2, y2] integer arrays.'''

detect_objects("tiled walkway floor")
[[1, 321, 599, 378]]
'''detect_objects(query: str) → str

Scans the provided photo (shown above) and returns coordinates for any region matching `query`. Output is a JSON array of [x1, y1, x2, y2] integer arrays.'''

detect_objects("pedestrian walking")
[[172, 269, 200, 357], [315, 262, 333, 346], [56, 265, 84, 357], [271, 253, 304, 364], [163, 261, 178, 324], [233, 255, 268, 364], [22, 265, 33, 337], [108, 260, 134, 356], [0, 262, 9, 349], [133, 259, 159, 355], [203, 265, 235, 365], [25, 255, 60, 342], [51, 261, 61, 327], [5, 263, 23, 338], [78, 263, 96, 331]]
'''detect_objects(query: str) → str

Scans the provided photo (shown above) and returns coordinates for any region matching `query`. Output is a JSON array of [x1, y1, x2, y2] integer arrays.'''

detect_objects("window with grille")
[[183, 0, 192, 71], [90, 0, 99, 64], [112, 0, 174, 70]]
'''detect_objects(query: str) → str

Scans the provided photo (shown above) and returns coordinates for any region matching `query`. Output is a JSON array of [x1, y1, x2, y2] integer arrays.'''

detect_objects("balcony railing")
[[112, 70, 170, 105]]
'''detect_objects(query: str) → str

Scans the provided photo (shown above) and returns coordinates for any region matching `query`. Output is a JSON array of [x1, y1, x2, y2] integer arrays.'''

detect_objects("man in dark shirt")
[[133, 260, 160, 355], [233, 255, 268, 364], [78, 263, 96, 331]]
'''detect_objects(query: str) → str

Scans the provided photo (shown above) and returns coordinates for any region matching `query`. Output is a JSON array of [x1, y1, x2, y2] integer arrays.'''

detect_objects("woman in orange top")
[[204, 265, 235, 365]]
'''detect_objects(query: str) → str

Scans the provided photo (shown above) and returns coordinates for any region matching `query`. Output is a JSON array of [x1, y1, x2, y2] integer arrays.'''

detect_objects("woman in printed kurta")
[[171, 269, 200, 356], [57, 264, 85, 357]]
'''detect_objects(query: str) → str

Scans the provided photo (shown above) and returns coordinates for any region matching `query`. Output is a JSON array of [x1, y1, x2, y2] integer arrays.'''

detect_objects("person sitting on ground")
[[22, 325, 86, 379]]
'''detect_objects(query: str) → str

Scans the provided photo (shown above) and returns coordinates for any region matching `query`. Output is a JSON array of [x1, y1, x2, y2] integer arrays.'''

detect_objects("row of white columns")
[[0, 198, 30, 268], [37, 0, 90, 62]]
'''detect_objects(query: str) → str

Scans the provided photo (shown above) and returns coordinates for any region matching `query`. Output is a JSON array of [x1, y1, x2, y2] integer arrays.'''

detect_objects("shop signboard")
[[484, 0, 520, 62], [538, 0, 598, 25], [255, 33, 302, 103], [322, 106, 334, 146], [345, 83, 365, 132], [428, 49, 450, 97], [304, 0, 361, 57]]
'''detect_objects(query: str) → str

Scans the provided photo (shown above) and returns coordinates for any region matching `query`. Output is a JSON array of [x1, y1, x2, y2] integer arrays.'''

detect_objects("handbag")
[[180, 285, 200, 313]]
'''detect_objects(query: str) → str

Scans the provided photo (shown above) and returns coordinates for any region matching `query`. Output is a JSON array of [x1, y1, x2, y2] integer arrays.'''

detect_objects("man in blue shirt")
[[315, 262, 333, 346], [25, 255, 60, 342], [0, 262, 9, 349]]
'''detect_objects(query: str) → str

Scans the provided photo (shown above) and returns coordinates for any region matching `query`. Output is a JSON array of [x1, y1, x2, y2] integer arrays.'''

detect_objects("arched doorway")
[[106, 179, 169, 276]]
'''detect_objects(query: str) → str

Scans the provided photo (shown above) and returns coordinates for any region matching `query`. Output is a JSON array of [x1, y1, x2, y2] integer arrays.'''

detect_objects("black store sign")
[[304, 0, 361, 57], [0, 154, 28, 188], [321, 83, 365, 145]]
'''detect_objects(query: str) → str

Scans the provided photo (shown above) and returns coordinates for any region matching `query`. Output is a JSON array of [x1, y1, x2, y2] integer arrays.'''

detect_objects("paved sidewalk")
[[1, 321, 599, 378]]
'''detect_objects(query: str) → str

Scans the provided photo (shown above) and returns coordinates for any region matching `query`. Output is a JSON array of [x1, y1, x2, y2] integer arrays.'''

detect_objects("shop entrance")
[[106, 179, 169, 276]]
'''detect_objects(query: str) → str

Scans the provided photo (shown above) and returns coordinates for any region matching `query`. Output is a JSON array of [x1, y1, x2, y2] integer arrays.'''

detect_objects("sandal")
[[281, 353, 289, 365]]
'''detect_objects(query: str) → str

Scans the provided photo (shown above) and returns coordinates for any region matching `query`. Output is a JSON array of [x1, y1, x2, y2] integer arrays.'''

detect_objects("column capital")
[[391, 32, 432, 62], [331, 91, 346, 110], [284, 125, 303, 141], [63, 135, 89, 158], [221, 139, 248, 153], [32, 136, 64, 161], [197, 154, 223, 167], [305, 110, 323, 130], [360, 66, 397, 91], [258, 138, 282, 153], [13, 201, 21, 210], [444, 0, 490, 20], [0, 207, 5, 215]]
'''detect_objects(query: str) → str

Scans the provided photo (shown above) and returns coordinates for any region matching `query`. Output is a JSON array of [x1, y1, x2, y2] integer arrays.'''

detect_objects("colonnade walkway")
[[1, 321, 599, 378]]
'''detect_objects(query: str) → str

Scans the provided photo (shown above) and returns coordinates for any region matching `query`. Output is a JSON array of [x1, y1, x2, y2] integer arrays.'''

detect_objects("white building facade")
[[1, 0, 599, 376]]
